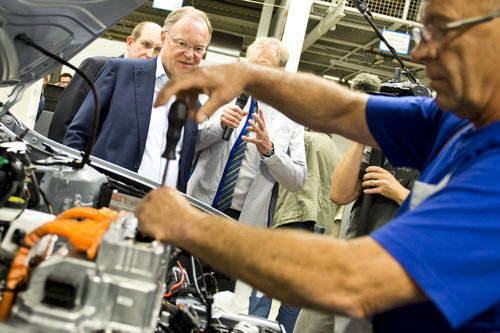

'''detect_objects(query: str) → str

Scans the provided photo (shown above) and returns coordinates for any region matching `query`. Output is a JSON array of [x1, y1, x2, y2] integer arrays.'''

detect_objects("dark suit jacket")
[[48, 56, 112, 143], [63, 57, 198, 193]]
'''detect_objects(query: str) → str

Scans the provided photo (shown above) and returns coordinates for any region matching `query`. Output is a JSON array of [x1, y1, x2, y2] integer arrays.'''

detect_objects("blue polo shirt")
[[366, 95, 500, 332]]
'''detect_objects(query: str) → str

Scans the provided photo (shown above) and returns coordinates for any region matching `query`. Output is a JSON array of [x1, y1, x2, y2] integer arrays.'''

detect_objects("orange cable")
[[164, 261, 185, 298], [0, 207, 118, 320]]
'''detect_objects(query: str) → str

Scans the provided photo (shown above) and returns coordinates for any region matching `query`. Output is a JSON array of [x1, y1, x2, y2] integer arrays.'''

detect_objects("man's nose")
[[145, 48, 156, 59], [183, 46, 195, 58], [411, 40, 438, 63]]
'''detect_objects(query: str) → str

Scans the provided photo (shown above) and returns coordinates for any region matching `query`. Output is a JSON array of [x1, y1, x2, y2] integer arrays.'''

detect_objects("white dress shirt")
[[138, 56, 183, 185], [187, 99, 307, 227]]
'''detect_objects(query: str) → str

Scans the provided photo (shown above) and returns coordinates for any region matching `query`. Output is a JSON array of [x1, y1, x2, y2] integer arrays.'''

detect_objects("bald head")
[[126, 21, 164, 59]]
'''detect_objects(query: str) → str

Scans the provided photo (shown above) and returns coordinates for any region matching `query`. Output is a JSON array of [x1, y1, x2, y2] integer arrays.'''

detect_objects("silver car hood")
[[0, 0, 145, 89]]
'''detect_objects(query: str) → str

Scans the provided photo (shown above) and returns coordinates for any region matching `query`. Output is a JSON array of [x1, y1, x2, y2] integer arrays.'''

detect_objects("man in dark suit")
[[47, 21, 163, 143], [64, 7, 212, 192]]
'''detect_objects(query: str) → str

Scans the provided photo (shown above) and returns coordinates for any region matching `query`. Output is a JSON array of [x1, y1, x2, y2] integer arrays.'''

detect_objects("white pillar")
[[281, 0, 313, 72], [256, 0, 275, 37]]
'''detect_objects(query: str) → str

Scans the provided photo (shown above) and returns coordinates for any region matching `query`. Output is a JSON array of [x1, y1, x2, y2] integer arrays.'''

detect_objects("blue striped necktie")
[[216, 99, 256, 212]]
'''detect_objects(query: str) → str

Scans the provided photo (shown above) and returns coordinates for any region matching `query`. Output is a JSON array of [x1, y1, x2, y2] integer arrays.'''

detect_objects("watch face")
[[264, 145, 274, 157]]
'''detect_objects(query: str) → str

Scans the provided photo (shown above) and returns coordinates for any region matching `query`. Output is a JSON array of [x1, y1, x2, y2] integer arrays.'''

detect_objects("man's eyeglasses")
[[413, 10, 500, 45], [166, 31, 207, 56], [139, 40, 162, 55]]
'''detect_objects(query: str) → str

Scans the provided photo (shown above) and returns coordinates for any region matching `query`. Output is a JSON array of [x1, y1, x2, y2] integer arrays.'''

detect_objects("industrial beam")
[[303, 0, 345, 50]]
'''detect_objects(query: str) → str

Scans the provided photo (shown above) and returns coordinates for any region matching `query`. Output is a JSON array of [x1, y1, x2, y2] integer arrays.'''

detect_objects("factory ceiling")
[[102, 0, 428, 86]]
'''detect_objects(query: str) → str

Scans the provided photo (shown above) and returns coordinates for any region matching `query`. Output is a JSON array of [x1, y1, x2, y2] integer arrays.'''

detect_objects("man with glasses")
[[186, 37, 306, 332], [48, 21, 164, 143], [126, 21, 164, 59], [64, 7, 211, 191], [135, 0, 500, 330]]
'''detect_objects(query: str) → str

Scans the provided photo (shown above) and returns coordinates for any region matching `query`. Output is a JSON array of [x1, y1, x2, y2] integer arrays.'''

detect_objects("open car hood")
[[0, 0, 226, 219], [0, 0, 145, 88]]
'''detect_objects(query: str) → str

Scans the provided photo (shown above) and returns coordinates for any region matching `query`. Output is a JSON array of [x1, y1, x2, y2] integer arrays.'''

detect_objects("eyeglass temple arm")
[[443, 10, 500, 30]]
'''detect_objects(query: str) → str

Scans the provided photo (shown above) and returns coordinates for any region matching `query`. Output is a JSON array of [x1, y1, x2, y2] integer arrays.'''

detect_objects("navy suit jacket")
[[48, 56, 112, 143], [64, 57, 198, 193]]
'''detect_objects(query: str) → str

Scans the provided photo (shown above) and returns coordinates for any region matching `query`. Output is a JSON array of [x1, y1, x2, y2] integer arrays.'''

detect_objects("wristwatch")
[[261, 143, 275, 158]]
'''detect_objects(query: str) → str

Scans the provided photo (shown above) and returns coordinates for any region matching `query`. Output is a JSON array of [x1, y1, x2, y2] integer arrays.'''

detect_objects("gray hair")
[[163, 6, 213, 42], [247, 37, 289, 68], [351, 73, 381, 93]]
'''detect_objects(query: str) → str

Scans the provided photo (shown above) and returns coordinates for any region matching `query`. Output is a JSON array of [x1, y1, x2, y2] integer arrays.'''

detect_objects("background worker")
[[187, 37, 306, 323], [48, 21, 164, 143]]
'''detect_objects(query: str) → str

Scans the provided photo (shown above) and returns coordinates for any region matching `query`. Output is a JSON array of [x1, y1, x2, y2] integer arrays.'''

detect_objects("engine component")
[[4, 209, 170, 333], [0, 207, 55, 258], [0, 136, 31, 210], [37, 161, 108, 214]]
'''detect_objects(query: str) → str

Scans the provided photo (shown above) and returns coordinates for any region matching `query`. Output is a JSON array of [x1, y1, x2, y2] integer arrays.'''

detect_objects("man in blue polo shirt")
[[135, 0, 500, 331]]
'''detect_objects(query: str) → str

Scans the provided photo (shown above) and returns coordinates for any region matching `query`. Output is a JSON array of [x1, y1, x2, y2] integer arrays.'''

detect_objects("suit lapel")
[[130, 59, 199, 193], [134, 57, 157, 159]]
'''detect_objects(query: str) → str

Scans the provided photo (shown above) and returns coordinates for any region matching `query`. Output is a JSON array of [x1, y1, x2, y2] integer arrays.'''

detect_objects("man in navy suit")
[[64, 7, 212, 192], [48, 21, 164, 143]]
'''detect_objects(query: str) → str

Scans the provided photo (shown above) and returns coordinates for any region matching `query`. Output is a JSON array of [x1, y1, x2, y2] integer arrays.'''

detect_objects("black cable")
[[191, 255, 206, 304], [192, 256, 216, 333], [14, 33, 101, 169], [197, 273, 219, 293], [191, 255, 213, 330], [32, 160, 75, 167], [15, 127, 29, 141], [21, 154, 40, 209], [353, 1, 417, 83], [193, 256, 208, 292], [11, 199, 28, 222], [38, 188, 53, 215], [0, 258, 12, 266]]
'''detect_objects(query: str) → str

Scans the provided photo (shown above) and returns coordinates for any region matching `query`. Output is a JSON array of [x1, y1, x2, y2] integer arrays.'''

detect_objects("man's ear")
[[161, 30, 167, 45], [126, 36, 134, 48]]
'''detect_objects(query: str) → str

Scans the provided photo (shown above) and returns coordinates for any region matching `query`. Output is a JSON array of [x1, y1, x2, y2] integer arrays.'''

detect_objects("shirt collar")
[[155, 55, 167, 80]]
